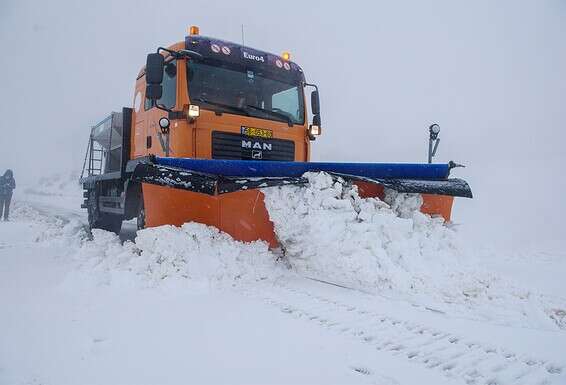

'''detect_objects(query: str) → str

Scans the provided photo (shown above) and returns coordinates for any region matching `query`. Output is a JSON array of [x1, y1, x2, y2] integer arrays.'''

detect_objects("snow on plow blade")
[[131, 157, 473, 198]]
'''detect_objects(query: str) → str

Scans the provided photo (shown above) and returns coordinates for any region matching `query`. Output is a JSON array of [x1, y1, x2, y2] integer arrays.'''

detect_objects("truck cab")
[[132, 29, 321, 164], [80, 27, 321, 243]]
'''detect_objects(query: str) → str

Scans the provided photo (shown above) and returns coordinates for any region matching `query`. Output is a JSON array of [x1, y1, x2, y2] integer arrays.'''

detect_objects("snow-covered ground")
[[1, 176, 565, 385]]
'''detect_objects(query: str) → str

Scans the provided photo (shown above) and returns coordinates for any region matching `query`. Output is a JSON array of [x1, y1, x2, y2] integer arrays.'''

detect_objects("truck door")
[[131, 60, 178, 158], [146, 59, 178, 157], [132, 82, 147, 158]]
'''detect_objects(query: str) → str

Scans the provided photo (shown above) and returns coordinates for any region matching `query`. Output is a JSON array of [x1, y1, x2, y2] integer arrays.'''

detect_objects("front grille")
[[212, 131, 295, 161]]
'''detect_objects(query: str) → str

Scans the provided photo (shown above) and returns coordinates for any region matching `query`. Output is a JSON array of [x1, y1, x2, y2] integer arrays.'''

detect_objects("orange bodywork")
[[131, 40, 454, 247], [143, 184, 279, 248], [420, 194, 454, 222]]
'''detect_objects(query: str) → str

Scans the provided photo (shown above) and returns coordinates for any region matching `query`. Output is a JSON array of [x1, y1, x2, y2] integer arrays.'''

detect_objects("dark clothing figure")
[[0, 194, 12, 220], [0, 170, 15, 220]]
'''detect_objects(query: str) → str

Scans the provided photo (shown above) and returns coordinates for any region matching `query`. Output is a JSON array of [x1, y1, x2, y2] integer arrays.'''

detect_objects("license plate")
[[241, 126, 273, 139]]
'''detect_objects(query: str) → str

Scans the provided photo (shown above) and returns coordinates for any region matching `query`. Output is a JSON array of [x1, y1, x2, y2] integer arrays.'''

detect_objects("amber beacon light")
[[189, 25, 200, 35]]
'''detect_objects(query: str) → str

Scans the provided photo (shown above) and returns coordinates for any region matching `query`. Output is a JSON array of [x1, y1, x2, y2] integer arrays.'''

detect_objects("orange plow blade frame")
[[143, 181, 455, 249]]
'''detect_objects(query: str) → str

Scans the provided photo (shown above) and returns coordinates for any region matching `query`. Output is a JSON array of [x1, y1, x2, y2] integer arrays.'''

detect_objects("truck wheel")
[[89, 211, 122, 234], [86, 192, 122, 234], [86, 191, 101, 228], [136, 199, 145, 231], [99, 215, 122, 234]]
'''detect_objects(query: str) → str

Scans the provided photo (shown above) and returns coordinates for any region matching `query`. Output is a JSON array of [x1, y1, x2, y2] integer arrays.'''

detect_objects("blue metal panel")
[[154, 157, 451, 180]]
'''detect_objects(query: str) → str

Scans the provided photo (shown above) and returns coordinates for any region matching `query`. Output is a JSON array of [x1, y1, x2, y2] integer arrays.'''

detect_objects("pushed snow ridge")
[[81, 223, 282, 287], [81, 171, 463, 295], [264, 172, 460, 294]]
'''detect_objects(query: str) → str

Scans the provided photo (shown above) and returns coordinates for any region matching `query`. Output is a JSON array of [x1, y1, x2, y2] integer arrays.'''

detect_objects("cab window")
[[272, 87, 301, 121]]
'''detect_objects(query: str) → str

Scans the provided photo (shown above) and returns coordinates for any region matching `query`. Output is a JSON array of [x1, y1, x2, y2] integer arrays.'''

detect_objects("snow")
[[264, 173, 566, 331], [263, 172, 459, 295], [81, 223, 281, 287], [0, 225, 387, 385], [0, 205, 454, 385], [1, 174, 565, 385]]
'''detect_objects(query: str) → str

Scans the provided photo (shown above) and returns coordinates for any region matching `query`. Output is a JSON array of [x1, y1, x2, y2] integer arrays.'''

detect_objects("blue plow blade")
[[131, 157, 472, 198], [154, 157, 451, 180]]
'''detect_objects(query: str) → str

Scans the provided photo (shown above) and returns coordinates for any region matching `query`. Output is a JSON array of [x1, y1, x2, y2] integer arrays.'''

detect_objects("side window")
[[144, 59, 177, 110], [272, 86, 300, 120], [159, 61, 177, 108]]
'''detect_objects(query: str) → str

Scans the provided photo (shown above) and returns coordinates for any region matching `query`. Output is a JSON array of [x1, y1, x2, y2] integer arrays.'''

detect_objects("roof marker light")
[[282, 52, 291, 61], [189, 26, 200, 35]]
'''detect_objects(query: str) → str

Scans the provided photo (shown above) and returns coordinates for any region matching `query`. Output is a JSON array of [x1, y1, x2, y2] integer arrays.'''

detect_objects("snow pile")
[[77, 223, 282, 288], [263, 172, 461, 294], [10, 202, 87, 246]]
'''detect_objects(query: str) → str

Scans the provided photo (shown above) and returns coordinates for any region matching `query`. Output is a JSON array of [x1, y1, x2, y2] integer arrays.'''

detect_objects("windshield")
[[187, 61, 304, 125]]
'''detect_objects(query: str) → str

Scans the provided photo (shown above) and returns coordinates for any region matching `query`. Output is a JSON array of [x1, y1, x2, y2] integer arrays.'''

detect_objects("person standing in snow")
[[0, 169, 16, 221]]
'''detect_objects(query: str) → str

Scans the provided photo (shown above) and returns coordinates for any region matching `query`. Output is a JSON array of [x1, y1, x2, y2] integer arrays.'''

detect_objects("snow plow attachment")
[[128, 156, 472, 248], [131, 156, 473, 198]]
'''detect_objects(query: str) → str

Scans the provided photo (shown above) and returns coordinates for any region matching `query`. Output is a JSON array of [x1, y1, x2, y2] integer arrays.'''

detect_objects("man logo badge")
[[241, 140, 272, 151], [252, 150, 262, 159]]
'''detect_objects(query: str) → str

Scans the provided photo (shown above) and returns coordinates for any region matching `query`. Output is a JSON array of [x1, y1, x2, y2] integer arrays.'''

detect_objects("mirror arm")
[[178, 49, 204, 60], [156, 47, 203, 60], [157, 46, 180, 58], [303, 82, 319, 93]]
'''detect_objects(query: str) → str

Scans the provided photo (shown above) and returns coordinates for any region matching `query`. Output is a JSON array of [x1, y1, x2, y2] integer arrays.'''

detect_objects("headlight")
[[159, 117, 170, 134]]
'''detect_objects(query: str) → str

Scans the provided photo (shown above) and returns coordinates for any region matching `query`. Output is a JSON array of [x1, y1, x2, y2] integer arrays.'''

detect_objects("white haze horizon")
[[1, 0, 564, 249]]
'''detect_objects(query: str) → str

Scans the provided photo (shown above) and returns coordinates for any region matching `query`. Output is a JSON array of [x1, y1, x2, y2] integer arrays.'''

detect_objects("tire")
[[136, 197, 145, 231], [94, 214, 123, 234], [86, 188, 122, 235]]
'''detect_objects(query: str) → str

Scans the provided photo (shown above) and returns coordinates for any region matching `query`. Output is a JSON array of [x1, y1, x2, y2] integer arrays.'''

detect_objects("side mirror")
[[311, 90, 320, 116], [146, 84, 162, 100], [145, 53, 164, 100]]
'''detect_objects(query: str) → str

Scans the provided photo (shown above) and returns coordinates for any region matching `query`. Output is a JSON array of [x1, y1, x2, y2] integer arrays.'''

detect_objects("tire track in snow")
[[243, 281, 566, 385]]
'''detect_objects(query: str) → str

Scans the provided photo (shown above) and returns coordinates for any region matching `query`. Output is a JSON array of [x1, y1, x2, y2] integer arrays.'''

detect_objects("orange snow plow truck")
[[80, 26, 472, 248]]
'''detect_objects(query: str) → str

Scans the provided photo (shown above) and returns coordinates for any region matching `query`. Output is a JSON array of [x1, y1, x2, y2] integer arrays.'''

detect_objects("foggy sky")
[[1, 0, 565, 248]]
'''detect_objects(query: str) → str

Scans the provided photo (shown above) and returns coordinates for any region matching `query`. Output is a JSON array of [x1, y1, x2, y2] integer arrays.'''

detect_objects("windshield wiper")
[[192, 97, 251, 116], [245, 105, 294, 126], [193, 97, 294, 126]]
